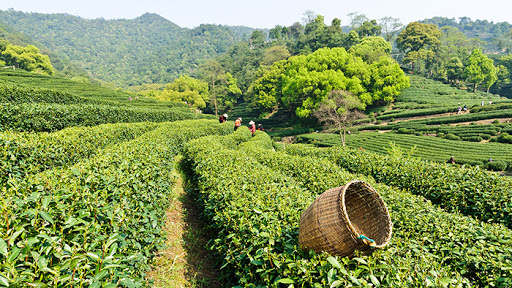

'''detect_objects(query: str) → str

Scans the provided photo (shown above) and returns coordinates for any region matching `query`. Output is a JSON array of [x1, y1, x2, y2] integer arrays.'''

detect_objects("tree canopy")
[[0, 40, 54, 75], [250, 47, 409, 117]]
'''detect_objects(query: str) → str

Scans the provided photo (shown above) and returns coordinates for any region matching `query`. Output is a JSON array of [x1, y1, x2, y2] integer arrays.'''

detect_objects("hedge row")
[[283, 144, 512, 230], [247, 142, 512, 287], [0, 80, 109, 106], [0, 103, 205, 132], [0, 122, 160, 186], [185, 130, 475, 287], [0, 120, 232, 286], [376, 106, 457, 120]]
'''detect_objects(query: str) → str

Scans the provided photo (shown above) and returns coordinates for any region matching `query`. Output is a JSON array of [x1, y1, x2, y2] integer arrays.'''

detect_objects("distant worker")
[[249, 121, 256, 136], [489, 100, 492, 105], [463, 104, 467, 112], [457, 106, 462, 115], [234, 118, 242, 131], [219, 113, 228, 123], [258, 124, 264, 131], [481, 101, 485, 106], [489, 157, 493, 162], [446, 156, 455, 164]]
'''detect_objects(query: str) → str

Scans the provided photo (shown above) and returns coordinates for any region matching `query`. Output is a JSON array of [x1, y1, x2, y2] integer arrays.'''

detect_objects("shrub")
[[375, 120, 382, 124], [444, 133, 461, 141], [498, 132, 512, 144], [485, 160, 508, 171], [462, 136, 483, 142], [481, 134, 492, 140]]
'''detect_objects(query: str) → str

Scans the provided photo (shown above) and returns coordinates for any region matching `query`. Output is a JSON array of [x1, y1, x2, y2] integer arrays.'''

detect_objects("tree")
[[250, 47, 409, 118], [262, 45, 291, 66], [347, 12, 369, 29], [156, 75, 210, 109], [396, 22, 442, 73], [1, 44, 54, 75], [199, 59, 224, 116], [379, 17, 403, 42], [446, 57, 464, 85], [464, 49, 496, 93], [354, 20, 382, 38], [348, 36, 391, 63], [312, 90, 365, 147], [250, 30, 265, 49], [495, 65, 510, 91]]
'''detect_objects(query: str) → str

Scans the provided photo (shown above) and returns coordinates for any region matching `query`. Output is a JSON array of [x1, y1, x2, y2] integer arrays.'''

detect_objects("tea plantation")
[[1, 74, 512, 287]]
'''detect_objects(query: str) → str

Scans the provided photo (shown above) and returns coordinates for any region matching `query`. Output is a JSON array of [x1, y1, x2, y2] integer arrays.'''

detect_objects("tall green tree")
[[396, 22, 442, 72], [446, 57, 464, 85], [199, 59, 224, 116], [156, 75, 210, 109], [249, 47, 409, 117], [348, 36, 391, 63], [464, 49, 496, 93], [1, 44, 54, 75]]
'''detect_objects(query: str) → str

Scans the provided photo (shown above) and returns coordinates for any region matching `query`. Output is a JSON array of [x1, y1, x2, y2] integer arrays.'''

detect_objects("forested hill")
[[0, 10, 253, 87], [420, 17, 512, 51]]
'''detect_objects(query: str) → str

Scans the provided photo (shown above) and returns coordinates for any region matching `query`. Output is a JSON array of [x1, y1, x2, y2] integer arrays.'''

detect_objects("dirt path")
[[147, 157, 222, 288]]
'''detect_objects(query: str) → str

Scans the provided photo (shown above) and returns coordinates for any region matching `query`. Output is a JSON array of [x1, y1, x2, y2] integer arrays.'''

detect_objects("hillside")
[[421, 16, 512, 51], [0, 10, 255, 87]]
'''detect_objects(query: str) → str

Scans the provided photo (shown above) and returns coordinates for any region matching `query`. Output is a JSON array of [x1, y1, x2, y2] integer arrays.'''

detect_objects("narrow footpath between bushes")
[[147, 155, 222, 288]]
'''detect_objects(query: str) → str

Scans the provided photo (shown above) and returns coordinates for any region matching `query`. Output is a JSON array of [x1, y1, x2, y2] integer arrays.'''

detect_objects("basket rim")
[[339, 180, 393, 249]]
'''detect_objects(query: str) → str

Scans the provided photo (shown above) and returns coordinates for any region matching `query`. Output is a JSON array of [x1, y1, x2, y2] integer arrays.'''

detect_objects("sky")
[[0, 0, 510, 29]]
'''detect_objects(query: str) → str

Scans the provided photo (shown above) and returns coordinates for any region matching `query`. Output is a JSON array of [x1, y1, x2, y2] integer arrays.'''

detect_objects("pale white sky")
[[1, 0, 510, 28]]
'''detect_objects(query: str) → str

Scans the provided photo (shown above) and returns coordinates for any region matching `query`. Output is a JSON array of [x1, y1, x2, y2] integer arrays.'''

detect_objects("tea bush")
[[0, 120, 232, 286]]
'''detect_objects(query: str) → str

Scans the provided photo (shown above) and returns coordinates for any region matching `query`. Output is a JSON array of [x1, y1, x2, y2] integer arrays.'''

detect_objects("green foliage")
[[348, 36, 391, 63], [285, 143, 512, 229], [0, 122, 160, 186], [155, 75, 210, 109], [250, 47, 409, 117], [0, 119, 232, 286], [0, 10, 248, 87], [485, 160, 508, 171], [184, 130, 512, 286], [396, 22, 442, 52], [0, 41, 54, 75], [498, 132, 512, 144], [444, 133, 461, 140], [464, 49, 497, 92]]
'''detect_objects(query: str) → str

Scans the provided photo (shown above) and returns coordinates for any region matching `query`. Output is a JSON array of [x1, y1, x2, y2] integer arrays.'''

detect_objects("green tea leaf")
[[327, 256, 342, 269], [276, 278, 295, 284], [39, 211, 54, 225], [0, 239, 7, 257]]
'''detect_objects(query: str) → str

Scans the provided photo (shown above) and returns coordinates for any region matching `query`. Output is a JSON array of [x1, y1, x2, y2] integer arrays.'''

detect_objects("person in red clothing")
[[219, 113, 228, 123], [248, 121, 256, 136]]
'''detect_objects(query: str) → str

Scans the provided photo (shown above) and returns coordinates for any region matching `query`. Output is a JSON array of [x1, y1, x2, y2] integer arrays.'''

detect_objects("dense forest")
[[421, 17, 512, 51], [0, 10, 256, 87]]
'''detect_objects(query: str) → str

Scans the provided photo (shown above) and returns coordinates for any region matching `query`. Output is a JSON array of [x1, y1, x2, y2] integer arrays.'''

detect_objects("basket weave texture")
[[299, 180, 392, 257]]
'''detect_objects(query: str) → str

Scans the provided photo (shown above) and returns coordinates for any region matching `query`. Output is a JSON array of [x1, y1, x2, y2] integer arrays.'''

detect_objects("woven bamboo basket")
[[299, 180, 392, 257]]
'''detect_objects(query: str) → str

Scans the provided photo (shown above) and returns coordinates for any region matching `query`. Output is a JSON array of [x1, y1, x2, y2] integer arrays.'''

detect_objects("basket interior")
[[343, 181, 391, 246]]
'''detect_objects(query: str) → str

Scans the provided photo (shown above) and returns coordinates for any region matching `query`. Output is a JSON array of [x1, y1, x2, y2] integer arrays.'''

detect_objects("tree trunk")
[[487, 86, 490, 93], [341, 126, 346, 147], [212, 79, 218, 117], [473, 83, 477, 93]]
